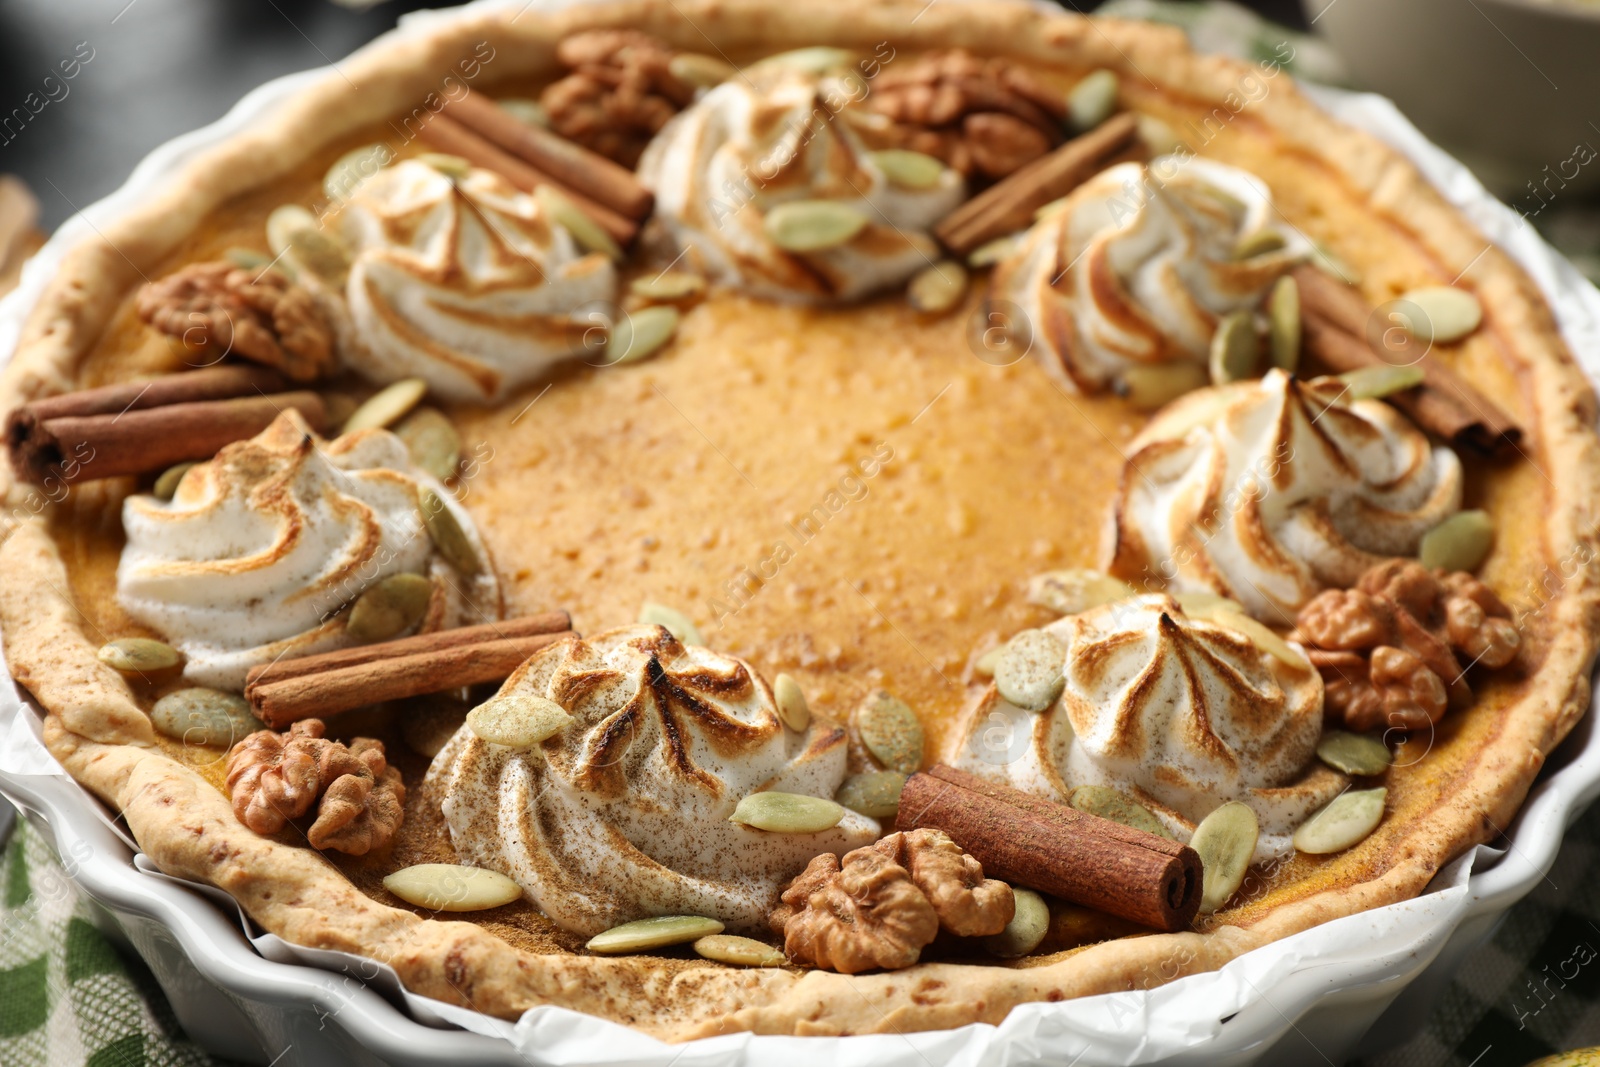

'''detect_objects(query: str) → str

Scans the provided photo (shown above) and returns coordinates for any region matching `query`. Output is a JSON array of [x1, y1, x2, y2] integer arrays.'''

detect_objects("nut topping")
[[225, 719, 404, 855], [848, 49, 1067, 179], [137, 262, 336, 383], [540, 30, 697, 168], [771, 829, 1012, 972]]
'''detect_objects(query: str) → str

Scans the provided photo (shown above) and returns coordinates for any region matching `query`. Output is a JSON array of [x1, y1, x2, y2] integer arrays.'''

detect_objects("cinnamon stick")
[[6, 365, 324, 486], [447, 94, 653, 221], [245, 614, 576, 727], [896, 764, 1201, 932], [417, 112, 638, 245], [1292, 265, 1522, 457], [935, 112, 1139, 256]]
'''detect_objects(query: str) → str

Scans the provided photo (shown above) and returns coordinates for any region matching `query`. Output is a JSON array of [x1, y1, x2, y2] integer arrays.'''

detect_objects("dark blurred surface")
[[0, 0, 1309, 230]]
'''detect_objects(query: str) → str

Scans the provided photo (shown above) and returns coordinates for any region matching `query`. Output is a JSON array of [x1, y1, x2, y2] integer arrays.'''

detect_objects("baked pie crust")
[[2, 0, 1599, 1041]]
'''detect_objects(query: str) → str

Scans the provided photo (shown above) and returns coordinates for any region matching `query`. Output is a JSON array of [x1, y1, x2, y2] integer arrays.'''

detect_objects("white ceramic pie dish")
[[2, 3, 1600, 1064]]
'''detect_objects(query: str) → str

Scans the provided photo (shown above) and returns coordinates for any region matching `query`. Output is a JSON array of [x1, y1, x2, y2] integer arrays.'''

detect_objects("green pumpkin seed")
[[1233, 228, 1287, 260], [467, 690, 572, 749], [344, 378, 428, 434], [323, 143, 392, 201], [834, 770, 906, 819], [416, 152, 471, 179], [1033, 196, 1072, 222], [984, 887, 1049, 958], [394, 406, 462, 482], [1210, 609, 1309, 670], [1026, 569, 1135, 615], [266, 205, 349, 282], [907, 260, 967, 315], [1293, 787, 1386, 854], [383, 863, 523, 912], [870, 149, 946, 190], [857, 691, 924, 774], [153, 462, 196, 501], [1137, 114, 1185, 156], [224, 247, 271, 271], [1174, 591, 1246, 617], [1268, 275, 1300, 373], [1311, 244, 1361, 285], [98, 638, 181, 675], [973, 645, 1005, 678], [496, 98, 549, 128], [1069, 785, 1172, 838], [587, 915, 725, 954], [669, 53, 736, 88], [1121, 362, 1208, 411], [1191, 801, 1258, 914], [1068, 69, 1119, 131], [535, 185, 623, 261], [730, 791, 845, 833], [611, 305, 680, 365], [1419, 510, 1494, 572], [1337, 363, 1425, 401], [764, 200, 868, 252], [150, 688, 262, 748], [773, 673, 810, 732], [630, 271, 706, 303], [1397, 286, 1482, 344], [1208, 310, 1260, 386], [345, 573, 433, 643], [995, 629, 1066, 713], [693, 934, 786, 967], [967, 234, 1021, 269], [639, 602, 702, 645], [757, 47, 853, 74], [1316, 731, 1392, 776], [418, 486, 482, 576]]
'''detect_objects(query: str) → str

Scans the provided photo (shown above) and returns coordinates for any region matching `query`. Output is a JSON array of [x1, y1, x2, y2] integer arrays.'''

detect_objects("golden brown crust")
[[3, 0, 1599, 1043]]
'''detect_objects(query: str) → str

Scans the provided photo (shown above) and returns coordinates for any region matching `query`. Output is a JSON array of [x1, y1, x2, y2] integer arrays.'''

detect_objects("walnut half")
[[137, 262, 337, 383], [771, 829, 1013, 973], [226, 719, 405, 856]]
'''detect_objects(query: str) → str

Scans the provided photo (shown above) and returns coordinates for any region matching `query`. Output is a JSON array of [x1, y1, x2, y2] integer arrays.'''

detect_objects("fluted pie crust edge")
[[3, 0, 1600, 1042]]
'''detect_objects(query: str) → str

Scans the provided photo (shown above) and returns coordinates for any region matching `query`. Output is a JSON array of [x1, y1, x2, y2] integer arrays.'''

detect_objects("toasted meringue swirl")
[[429, 624, 879, 934], [992, 158, 1305, 393], [118, 410, 498, 690], [953, 596, 1340, 861], [1106, 370, 1464, 621], [638, 63, 964, 303], [329, 159, 616, 402]]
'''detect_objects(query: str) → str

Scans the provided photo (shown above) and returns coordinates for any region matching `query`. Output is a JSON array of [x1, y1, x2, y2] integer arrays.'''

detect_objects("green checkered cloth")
[[0, 819, 233, 1067]]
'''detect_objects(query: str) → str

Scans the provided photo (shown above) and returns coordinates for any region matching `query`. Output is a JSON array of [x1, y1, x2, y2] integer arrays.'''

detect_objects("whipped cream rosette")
[[637, 61, 965, 303], [321, 159, 616, 403], [1105, 369, 1464, 620], [991, 158, 1307, 393], [117, 409, 498, 690], [429, 623, 879, 934], [953, 595, 1341, 862]]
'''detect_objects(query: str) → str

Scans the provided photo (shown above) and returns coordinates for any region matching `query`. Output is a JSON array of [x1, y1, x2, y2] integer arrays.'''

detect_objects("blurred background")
[[0, 3, 1598, 1066]]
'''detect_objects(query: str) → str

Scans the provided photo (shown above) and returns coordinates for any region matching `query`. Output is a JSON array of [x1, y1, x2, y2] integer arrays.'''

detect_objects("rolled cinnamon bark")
[[896, 764, 1202, 932], [935, 112, 1139, 256], [246, 630, 575, 728], [1293, 265, 1522, 457], [7, 366, 324, 486], [416, 112, 638, 245], [447, 94, 654, 221]]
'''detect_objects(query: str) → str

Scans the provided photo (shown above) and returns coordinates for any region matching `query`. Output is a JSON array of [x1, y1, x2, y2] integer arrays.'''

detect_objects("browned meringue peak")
[[1105, 369, 1464, 623], [951, 595, 1341, 862], [324, 159, 616, 403], [428, 623, 879, 935], [990, 158, 1305, 394], [117, 409, 498, 691], [637, 59, 965, 303]]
